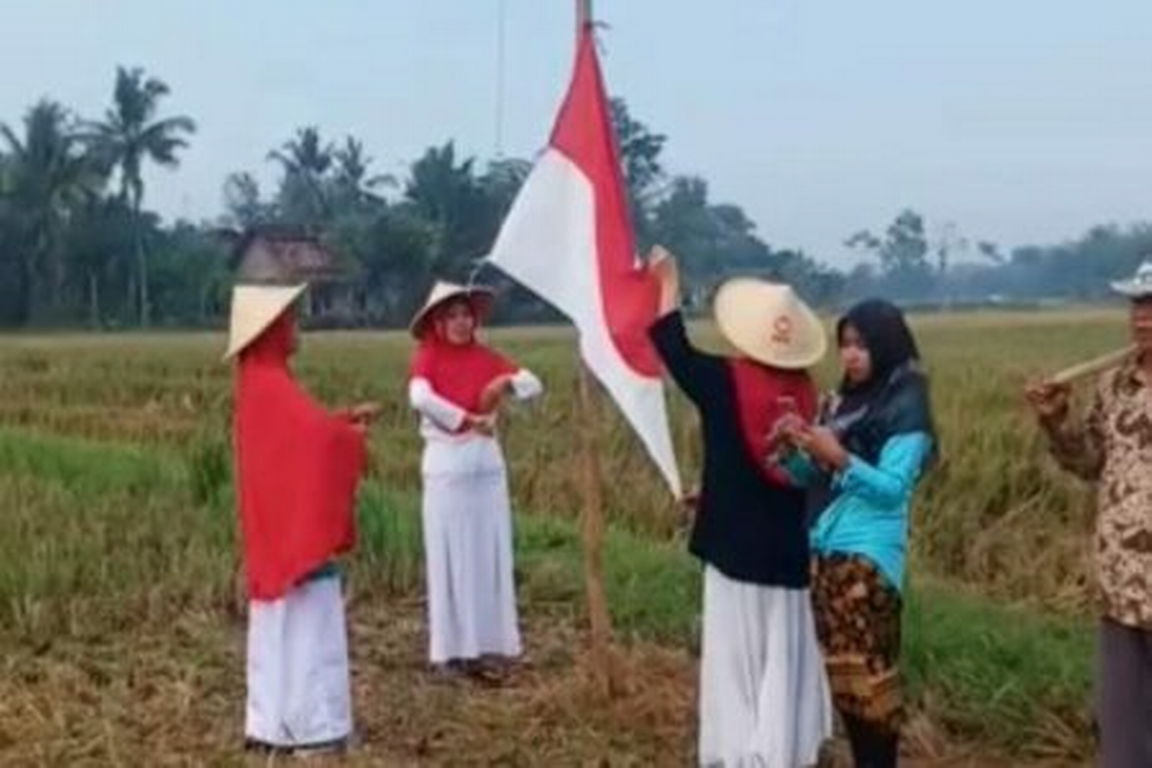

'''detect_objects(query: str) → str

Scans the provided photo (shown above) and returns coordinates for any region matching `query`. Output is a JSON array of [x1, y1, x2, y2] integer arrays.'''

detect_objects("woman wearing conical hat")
[[647, 247, 833, 768], [408, 280, 543, 683], [225, 283, 377, 756]]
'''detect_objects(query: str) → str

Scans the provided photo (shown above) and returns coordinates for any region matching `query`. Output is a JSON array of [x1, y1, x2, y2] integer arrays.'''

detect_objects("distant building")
[[227, 226, 355, 324], [231, 226, 341, 284]]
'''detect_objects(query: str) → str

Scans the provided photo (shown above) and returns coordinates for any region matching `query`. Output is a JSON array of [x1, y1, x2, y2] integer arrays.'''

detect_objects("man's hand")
[[1024, 379, 1071, 427]]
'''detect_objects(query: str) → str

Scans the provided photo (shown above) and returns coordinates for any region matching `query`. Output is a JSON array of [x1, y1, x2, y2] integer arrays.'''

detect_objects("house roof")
[[226, 225, 344, 284]]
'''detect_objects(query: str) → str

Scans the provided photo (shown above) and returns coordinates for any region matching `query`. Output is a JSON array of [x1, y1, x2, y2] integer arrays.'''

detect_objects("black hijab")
[[826, 299, 936, 466], [804, 299, 937, 526]]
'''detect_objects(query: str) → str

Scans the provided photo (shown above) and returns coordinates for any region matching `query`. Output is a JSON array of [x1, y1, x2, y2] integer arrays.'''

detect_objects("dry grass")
[[0, 310, 1121, 765], [0, 593, 1086, 767], [0, 595, 698, 766], [0, 425, 1098, 765], [0, 309, 1127, 613]]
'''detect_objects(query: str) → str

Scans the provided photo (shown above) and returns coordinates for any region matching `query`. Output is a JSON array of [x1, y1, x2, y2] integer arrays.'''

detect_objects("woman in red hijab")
[[227, 283, 376, 756], [408, 281, 543, 682]]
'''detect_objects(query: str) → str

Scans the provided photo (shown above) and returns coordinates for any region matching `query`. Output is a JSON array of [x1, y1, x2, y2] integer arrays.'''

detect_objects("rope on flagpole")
[[465, 257, 488, 292], [576, 0, 592, 31], [494, 0, 508, 158], [577, 1, 610, 56]]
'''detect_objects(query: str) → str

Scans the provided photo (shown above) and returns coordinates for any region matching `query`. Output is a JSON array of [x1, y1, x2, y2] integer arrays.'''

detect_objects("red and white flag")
[[487, 26, 682, 497]]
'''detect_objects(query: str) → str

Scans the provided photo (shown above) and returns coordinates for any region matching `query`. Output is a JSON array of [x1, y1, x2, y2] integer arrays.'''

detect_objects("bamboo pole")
[[572, 0, 616, 699], [1048, 346, 1135, 386], [576, 361, 615, 697], [577, 0, 592, 33]]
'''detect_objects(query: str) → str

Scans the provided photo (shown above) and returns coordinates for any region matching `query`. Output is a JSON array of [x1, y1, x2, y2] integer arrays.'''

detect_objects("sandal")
[[462, 659, 506, 687]]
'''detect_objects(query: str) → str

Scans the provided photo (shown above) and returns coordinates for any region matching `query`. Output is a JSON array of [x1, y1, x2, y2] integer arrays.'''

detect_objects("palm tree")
[[0, 144, 18, 325], [267, 127, 334, 227], [404, 142, 488, 275], [222, 172, 272, 230], [85, 66, 196, 327], [405, 142, 476, 223], [331, 136, 393, 211], [1, 100, 105, 324], [268, 127, 333, 177], [65, 195, 135, 328]]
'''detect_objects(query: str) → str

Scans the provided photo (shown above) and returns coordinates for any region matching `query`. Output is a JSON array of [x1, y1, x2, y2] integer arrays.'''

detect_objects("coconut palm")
[[267, 127, 334, 227], [1, 100, 105, 323], [85, 66, 196, 327]]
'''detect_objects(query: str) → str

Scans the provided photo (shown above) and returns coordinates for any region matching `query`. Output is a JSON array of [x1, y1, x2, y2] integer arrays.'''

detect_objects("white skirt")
[[421, 443, 521, 664], [699, 566, 833, 768], [245, 575, 353, 747]]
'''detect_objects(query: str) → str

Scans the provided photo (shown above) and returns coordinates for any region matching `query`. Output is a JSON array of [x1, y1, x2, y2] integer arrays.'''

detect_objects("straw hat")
[[409, 281, 495, 338], [713, 278, 827, 369], [223, 283, 307, 361], [1111, 259, 1152, 300]]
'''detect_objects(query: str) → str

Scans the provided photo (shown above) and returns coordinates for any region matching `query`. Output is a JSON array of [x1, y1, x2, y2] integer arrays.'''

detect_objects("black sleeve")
[[648, 310, 726, 406]]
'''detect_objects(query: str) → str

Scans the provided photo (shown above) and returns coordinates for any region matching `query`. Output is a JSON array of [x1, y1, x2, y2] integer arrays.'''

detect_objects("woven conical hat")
[[223, 283, 307, 361], [408, 281, 495, 338], [713, 278, 827, 370]]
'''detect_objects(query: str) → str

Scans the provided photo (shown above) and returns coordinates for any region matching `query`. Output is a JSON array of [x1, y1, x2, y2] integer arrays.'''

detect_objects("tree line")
[[1, 67, 1148, 330]]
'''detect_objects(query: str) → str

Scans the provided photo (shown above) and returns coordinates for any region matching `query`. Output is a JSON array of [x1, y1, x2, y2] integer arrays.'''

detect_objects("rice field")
[[0, 308, 1126, 765]]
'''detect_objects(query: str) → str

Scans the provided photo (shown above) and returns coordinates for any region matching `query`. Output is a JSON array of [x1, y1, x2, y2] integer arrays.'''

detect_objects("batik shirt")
[[1047, 359, 1152, 630]]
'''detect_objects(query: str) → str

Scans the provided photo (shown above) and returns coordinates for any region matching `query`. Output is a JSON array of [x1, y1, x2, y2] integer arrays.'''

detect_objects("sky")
[[3, 1, 1152, 266]]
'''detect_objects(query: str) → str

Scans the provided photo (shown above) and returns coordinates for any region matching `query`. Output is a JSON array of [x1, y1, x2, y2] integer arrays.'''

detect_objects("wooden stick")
[[577, 0, 593, 32], [1048, 346, 1135, 386], [571, 0, 616, 701], [576, 360, 616, 698]]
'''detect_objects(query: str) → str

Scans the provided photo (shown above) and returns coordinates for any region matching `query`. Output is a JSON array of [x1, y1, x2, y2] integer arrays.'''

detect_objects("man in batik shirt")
[[1026, 259, 1152, 768]]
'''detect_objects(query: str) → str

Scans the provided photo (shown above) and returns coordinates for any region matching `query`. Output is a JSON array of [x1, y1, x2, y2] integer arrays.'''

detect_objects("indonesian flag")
[[487, 26, 682, 497]]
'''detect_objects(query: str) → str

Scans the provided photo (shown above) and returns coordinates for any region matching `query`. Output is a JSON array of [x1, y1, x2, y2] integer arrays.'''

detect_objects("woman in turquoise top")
[[779, 299, 935, 768]]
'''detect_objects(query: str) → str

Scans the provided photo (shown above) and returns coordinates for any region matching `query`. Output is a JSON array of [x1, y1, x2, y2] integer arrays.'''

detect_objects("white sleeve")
[[509, 369, 543, 401], [409, 378, 468, 432]]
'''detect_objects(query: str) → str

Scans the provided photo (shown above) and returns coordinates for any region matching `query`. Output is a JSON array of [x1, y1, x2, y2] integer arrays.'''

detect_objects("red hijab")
[[728, 358, 817, 486], [408, 300, 519, 421], [234, 309, 365, 601]]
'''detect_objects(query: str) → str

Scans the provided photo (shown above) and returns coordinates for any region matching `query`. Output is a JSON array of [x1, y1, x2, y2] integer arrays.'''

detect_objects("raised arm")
[[647, 247, 725, 405], [649, 311, 727, 406]]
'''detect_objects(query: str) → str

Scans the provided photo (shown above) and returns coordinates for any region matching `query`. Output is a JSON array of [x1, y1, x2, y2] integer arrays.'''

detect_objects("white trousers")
[[699, 566, 832, 768], [245, 575, 353, 747], [421, 464, 521, 664]]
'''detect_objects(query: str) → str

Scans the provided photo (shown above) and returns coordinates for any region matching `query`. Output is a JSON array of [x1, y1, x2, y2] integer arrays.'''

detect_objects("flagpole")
[[494, 0, 508, 157], [577, 0, 592, 33], [572, 0, 617, 699]]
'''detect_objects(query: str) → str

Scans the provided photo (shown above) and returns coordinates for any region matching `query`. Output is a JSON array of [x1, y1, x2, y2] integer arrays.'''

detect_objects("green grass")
[[0, 310, 1127, 619], [903, 580, 1093, 751], [0, 426, 1093, 756]]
